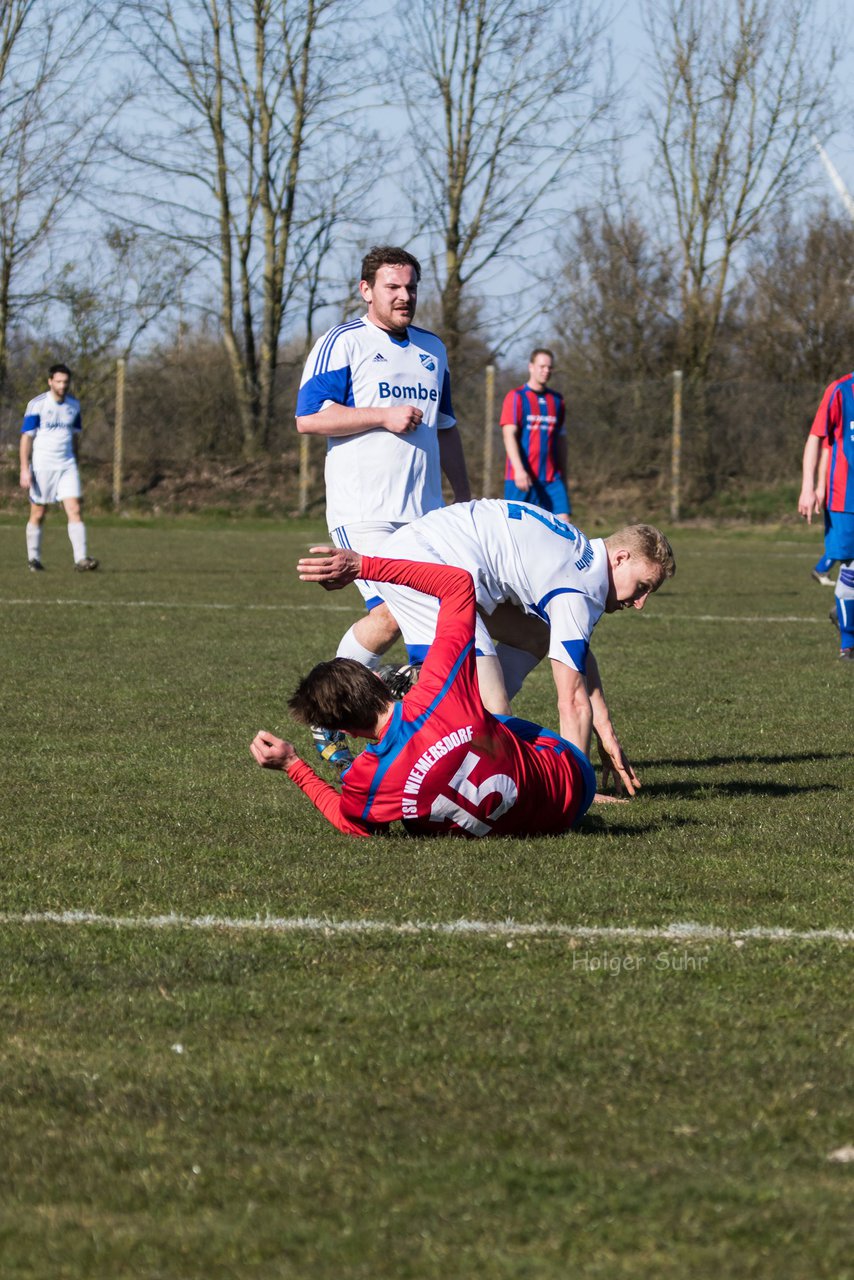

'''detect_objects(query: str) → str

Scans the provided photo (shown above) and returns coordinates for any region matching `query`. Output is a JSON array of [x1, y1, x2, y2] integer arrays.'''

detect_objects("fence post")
[[298, 434, 310, 516], [670, 369, 682, 522], [113, 356, 125, 511], [482, 363, 495, 497]]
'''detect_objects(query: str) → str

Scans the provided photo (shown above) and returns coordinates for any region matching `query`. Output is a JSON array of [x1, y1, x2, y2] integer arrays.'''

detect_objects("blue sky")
[[610, 0, 854, 202], [357, 0, 854, 359], [65, 0, 854, 361]]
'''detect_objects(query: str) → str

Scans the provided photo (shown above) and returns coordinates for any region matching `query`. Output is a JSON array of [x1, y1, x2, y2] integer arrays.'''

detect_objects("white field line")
[[0, 910, 851, 944], [0, 598, 832, 623], [644, 614, 829, 624], [0, 598, 353, 612]]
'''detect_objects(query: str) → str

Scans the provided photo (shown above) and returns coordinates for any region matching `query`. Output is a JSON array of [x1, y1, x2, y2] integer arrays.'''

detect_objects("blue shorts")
[[503, 476, 570, 515], [824, 508, 854, 562]]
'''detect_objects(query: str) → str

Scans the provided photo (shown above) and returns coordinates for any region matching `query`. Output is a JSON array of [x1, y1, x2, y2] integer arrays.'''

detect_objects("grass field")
[[0, 514, 851, 1279]]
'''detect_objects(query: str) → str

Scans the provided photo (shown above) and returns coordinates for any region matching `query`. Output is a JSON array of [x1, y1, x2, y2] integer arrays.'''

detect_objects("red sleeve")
[[358, 555, 480, 716], [286, 759, 373, 837], [499, 388, 521, 427], [810, 379, 839, 439]]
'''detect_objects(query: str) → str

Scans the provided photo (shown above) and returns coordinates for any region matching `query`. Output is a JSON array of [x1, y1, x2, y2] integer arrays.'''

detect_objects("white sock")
[[67, 521, 87, 562], [336, 624, 383, 669], [496, 643, 541, 700], [26, 522, 42, 561]]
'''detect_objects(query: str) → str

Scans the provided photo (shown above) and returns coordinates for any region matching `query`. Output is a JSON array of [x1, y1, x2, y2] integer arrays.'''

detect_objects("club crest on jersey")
[[419, 353, 436, 371]]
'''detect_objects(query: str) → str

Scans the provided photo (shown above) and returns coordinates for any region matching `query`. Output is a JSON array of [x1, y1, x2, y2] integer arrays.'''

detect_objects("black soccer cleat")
[[74, 557, 99, 572], [376, 662, 422, 701], [28, 558, 44, 572]]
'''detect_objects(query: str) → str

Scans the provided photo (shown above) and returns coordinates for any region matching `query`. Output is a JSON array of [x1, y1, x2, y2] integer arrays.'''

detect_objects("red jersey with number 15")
[[286, 555, 596, 837]]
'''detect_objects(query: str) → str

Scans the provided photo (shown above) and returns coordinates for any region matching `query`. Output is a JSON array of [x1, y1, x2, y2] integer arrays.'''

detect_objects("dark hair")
[[49, 363, 72, 379], [360, 245, 421, 287], [529, 348, 554, 363], [288, 658, 391, 733]]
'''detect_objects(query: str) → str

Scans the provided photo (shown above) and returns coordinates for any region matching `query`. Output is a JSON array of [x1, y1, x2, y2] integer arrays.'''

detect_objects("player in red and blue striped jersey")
[[501, 348, 570, 519], [798, 370, 854, 658], [250, 555, 599, 838]]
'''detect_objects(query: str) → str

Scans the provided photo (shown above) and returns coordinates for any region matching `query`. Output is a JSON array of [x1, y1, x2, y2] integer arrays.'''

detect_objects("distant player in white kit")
[[300, 501, 675, 795], [296, 245, 470, 766], [19, 363, 98, 572]]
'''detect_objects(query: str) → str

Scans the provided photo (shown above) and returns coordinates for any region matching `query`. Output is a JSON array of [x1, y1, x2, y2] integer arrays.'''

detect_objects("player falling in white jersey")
[[300, 500, 675, 795]]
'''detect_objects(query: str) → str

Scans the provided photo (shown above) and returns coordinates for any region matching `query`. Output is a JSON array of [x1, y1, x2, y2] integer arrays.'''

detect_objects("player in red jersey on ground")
[[250, 553, 603, 837]]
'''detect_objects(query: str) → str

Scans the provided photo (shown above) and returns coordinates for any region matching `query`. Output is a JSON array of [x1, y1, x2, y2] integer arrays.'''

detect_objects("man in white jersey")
[[296, 245, 470, 766], [19, 363, 98, 572], [298, 501, 675, 795]]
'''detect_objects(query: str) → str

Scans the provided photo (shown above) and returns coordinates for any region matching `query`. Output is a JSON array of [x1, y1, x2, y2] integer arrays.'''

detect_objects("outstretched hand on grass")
[[250, 730, 299, 771], [595, 726, 641, 797], [297, 545, 363, 590]]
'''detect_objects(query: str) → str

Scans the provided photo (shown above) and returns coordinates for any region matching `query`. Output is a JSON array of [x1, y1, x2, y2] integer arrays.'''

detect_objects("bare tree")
[[117, 0, 376, 458], [53, 225, 191, 400], [393, 0, 610, 367], [645, 0, 836, 381], [0, 0, 113, 395], [735, 203, 854, 384], [553, 204, 678, 384]]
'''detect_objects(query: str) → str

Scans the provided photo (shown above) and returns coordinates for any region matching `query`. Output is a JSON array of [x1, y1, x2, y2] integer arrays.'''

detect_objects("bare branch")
[[0, 0, 117, 392], [644, 0, 835, 379], [390, 0, 612, 367], [114, 0, 374, 456]]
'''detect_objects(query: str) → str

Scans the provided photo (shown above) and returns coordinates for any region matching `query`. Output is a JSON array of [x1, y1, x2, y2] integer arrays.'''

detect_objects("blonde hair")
[[604, 525, 676, 578]]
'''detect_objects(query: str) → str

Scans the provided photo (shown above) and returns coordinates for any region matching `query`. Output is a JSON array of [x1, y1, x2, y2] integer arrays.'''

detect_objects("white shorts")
[[29, 462, 81, 505], [329, 520, 408, 608], [366, 523, 498, 661]]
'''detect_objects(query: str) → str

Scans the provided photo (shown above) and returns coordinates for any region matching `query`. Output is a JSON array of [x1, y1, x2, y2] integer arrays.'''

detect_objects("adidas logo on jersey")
[[373, 352, 387, 362]]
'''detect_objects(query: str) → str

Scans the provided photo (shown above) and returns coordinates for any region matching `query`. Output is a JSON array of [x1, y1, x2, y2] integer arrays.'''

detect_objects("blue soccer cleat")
[[311, 725, 354, 772]]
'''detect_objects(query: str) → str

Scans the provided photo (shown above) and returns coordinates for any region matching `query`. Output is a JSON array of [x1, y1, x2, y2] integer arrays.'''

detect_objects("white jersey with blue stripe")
[[296, 314, 456, 527], [21, 392, 82, 468], [384, 499, 610, 671]]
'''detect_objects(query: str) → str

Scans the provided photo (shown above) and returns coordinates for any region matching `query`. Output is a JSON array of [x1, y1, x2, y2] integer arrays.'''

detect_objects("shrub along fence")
[[0, 367, 823, 520]]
